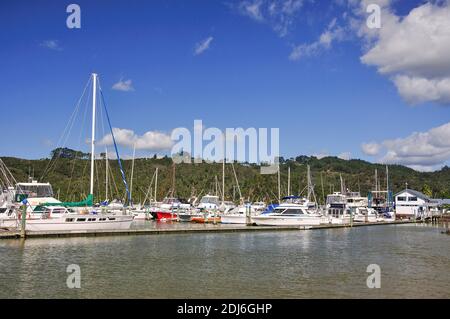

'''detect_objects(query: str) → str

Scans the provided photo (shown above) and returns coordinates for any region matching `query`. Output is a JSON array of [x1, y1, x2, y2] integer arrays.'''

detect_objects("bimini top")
[[282, 196, 301, 200]]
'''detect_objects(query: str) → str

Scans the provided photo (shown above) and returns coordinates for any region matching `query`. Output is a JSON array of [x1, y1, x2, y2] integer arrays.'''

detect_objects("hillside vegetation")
[[2, 152, 449, 204]]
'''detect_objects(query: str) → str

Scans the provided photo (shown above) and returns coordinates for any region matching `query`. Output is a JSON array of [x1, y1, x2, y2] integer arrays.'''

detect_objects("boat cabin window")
[[66, 218, 75, 222], [88, 218, 96, 221], [108, 217, 116, 221], [397, 196, 406, 201], [76, 218, 86, 222], [200, 197, 219, 204], [408, 196, 418, 202], [52, 209, 66, 215], [282, 209, 304, 215], [16, 184, 53, 198]]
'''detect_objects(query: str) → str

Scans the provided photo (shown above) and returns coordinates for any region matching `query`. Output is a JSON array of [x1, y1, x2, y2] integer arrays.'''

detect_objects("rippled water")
[[0, 223, 448, 298]]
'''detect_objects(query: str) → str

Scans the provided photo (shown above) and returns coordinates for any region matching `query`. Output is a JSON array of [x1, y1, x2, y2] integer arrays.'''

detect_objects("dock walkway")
[[0, 220, 416, 240]]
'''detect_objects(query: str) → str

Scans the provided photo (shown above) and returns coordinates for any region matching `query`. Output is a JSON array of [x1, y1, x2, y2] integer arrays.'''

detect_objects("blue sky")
[[1, 0, 449, 171]]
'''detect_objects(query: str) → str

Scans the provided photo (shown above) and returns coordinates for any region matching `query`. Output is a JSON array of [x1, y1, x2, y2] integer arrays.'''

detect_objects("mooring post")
[[246, 203, 251, 226], [20, 204, 26, 239], [350, 209, 353, 227]]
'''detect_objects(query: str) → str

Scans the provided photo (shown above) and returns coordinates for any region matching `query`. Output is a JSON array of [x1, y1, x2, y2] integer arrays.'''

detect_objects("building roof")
[[395, 189, 450, 205], [437, 199, 450, 205], [395, 188, 431, 201]]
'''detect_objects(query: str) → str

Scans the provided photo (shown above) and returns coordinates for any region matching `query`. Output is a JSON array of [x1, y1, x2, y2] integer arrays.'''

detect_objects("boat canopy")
[[282, 196, 301, 200], [41, 194, 93, 207]]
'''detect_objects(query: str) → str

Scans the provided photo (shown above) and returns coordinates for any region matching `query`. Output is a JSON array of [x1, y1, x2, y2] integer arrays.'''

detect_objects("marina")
[[2, 0, 450, 301]]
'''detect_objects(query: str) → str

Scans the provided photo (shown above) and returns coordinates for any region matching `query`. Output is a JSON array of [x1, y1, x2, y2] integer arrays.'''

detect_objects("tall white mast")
[[277, 164, 281, 203], [105, 148, 108, 200], [90, 73, 97, 196], [287, 166, 291, 196], [130, 143, 136, 203], [307, 165, 311, 201], [222, 142, 225, 203], [154, 167, 158, 202]]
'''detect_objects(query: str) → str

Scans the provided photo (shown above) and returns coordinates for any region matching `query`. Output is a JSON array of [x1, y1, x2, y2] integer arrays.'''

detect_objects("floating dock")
[[0, 220, 417, 240]]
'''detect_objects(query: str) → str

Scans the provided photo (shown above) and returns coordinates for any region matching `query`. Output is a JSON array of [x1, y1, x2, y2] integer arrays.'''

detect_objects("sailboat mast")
[[222, 156, 225, 203], [90, 73, 97, 196], [105, 148, 108, 200], [307, 165, 311, 201], [287, 166, 291, 196], [154, 167, 158, 202], [130, 143, 136, 203], [277, 164, 281, 203]]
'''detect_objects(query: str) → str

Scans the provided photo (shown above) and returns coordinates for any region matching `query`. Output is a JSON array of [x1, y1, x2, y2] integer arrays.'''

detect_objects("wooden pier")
[[0, 220, 416, 240]]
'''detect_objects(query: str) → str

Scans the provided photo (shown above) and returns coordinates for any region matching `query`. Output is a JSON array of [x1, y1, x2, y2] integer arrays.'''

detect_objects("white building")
[[394, 189, 440, 219]]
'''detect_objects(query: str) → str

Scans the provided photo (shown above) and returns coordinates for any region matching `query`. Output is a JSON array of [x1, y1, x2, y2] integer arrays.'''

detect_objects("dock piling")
[[20, 204, 26, 239]]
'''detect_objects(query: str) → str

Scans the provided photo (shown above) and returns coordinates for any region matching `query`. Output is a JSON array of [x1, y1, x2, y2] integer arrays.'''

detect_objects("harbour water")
[[0, 223, 448, 298]]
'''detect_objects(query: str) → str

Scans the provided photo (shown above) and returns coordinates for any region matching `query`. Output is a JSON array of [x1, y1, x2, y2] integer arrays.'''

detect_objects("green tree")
[[422, 184, 433, 197]]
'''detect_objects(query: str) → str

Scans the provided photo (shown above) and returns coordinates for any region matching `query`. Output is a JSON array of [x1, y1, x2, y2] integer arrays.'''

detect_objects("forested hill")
[[1, 153, 449, 204]]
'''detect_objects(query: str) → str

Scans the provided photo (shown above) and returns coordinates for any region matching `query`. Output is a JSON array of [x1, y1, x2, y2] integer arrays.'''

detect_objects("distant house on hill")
[[395, 188, 442, 219]]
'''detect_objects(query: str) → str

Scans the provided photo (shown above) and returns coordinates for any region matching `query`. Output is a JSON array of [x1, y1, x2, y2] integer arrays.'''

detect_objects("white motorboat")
[[25, 206, 133, 231], [221, 206, 254, 224], [197, 194, 220, 210], [252, 202, 322, 226], [353, 207, 378, 223], [220, 203, 265, 224], [0, 205, 18, 228]]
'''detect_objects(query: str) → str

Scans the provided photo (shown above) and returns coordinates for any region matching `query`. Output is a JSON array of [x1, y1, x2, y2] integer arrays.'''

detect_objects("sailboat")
[[24, 73, 134, 231]]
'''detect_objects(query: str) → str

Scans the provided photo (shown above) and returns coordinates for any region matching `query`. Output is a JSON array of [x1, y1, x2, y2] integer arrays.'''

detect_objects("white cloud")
[[363, 122, 450, 171], [194, 36, 214, 56], [240, 0, 264, 21], [40, 40, 62, 51], [357, 2, 450, 105], [289, 17, 346, 60], [238, 0, 304, 37], [112, 79, 134, 92], [393, 75, 450, 105], [361, 142, 381, 156], [98, 128, 173, 151]]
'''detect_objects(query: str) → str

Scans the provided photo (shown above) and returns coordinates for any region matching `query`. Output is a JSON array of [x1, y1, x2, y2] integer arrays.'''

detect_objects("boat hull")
[[25, 215, 134, 231], [0, 218, 18, 228], [191, 216, 221, 223], [353, 216, 378, 223], [330, 217, 351, 224], [132, 212, 152, 220], [252, 215, 322, 226], [155, 211, 178, 221], [221, 214, 252, 224]]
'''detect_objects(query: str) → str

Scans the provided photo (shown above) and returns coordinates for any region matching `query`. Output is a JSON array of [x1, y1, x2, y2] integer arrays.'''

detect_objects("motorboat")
[[252, 200, 323, 226], [24, 206, 133, 231]]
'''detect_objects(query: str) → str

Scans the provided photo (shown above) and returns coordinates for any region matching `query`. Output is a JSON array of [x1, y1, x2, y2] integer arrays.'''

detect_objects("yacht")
[[220, 201, 267, 224], [154, 197, 191, 221], [326, 192, 352, 224], [18, 74, 134, 231], [221, 205, 258, 224], [197, 194, 220, 210], [252, 197, 323, 226], [24, 206, 133, 231]]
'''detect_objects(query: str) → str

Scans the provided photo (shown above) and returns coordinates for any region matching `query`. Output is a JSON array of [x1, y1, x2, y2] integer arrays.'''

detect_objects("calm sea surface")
[[0, 223, 448, 298]]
